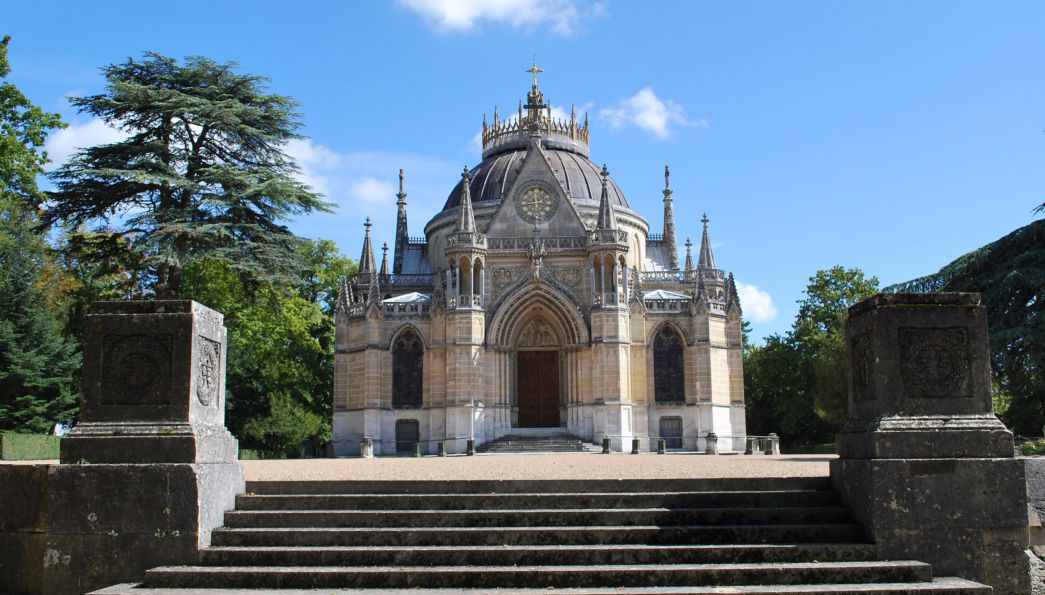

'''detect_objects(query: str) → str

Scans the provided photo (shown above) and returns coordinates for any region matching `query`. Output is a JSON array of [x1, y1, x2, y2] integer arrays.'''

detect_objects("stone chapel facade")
[[333, 72, 745, 456]]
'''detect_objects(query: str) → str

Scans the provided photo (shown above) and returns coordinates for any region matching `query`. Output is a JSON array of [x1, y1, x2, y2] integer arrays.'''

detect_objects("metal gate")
[[395, 419, 419, 454], [659, 416, 683, 450]]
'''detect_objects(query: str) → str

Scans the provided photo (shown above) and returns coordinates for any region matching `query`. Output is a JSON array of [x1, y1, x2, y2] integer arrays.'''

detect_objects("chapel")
[[333, 66, 745, 455]]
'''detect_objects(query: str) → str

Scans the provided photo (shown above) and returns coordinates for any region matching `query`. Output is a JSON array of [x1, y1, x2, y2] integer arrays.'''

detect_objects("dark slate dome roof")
[[443, 148, 629, 211]]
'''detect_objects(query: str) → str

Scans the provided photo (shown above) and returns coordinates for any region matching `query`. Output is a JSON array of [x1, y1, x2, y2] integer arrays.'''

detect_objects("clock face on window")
[[515, 185, 558, 223]]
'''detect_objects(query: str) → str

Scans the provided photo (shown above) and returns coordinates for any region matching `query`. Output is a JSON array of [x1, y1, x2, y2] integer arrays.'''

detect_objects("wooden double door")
[[516, 350, 560, 427]]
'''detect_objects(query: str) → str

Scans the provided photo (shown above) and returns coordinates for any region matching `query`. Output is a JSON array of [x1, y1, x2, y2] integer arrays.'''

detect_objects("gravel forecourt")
[[240, 453, 834, 482]]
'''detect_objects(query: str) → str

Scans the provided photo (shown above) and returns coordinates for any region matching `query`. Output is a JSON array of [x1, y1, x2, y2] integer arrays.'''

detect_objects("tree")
[[0, 35, 64, 206], [795, 267, 879, 428], [886, 219, 1044, 435], [177, 238, 353, 456], [0, 36, 79, 432], [46, 53, 332, 299], [743, 266, 878, 447], [0, 195, 80, 432]]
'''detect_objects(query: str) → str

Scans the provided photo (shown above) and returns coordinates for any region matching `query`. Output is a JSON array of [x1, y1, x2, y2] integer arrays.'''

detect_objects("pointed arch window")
[[653, 327, 685, 403], [392, 329, 423, 408]]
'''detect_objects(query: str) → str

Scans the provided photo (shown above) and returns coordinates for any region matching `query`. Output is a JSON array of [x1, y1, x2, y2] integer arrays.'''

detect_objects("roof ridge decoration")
[[481, 62, 590, 159]]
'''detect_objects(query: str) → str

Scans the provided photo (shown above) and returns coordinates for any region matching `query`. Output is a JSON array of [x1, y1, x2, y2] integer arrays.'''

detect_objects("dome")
[[443, 148, 630, 211]]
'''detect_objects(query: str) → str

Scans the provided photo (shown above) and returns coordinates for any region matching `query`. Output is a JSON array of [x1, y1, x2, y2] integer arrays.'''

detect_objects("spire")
[[380, 242, 389, 276], [662, 164, 678, 270], [698, 213, 717, 270], [455, 166, 476, 233], [596, 164, 618, 231], [684, 238, 694, 273], [393, 169, 408, 274], [359, 217, 376, 274], [726, 272, 742, 315]]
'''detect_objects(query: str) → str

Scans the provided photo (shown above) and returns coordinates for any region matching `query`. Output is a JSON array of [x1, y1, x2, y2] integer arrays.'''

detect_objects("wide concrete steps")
[[100, 478, 991, 594], [199, 543, 880, 566], [95, 577, 992, 594], [476, 431, 600, 453], [233, 489, 844, 510], [141, 561, 934, 589]]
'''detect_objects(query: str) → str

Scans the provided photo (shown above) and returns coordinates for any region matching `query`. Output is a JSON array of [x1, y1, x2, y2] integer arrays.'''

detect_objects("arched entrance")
[[515, 318, 561, 427], [486, 282, 590, 434]]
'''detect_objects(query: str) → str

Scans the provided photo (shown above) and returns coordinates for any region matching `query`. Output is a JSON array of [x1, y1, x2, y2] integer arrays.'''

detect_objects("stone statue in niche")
[[517, 319, 557, 348]]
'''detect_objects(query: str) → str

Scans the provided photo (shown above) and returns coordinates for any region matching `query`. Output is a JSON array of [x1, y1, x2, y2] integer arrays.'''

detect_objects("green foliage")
[[0, 432, 60, 460], [1020, 439, 1045, 456], [0, 35, 65, 206], [744, 266, 878, 446], [46, 53, 332, 299], [886, 219, 1044, 435], [178, 238, 351, 455]]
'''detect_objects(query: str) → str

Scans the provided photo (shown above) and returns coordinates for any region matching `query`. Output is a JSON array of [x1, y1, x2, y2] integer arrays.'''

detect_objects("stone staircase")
[[476, 428, 601, 453], [96, 477, 990, 594]]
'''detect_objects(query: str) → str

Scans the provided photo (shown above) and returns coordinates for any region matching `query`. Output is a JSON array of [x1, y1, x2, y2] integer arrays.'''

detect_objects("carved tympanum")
[[517, 319, 558, 348]]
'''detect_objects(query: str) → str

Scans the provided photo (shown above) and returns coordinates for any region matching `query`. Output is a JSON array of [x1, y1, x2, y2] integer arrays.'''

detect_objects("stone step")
[[210, 523, 866, 547], [234, 489, 842, 511], [198, 543, 879, 567], [141, 561, 933, 589], [244, 477, 833, 495], [222, 506, 853, 528], [89, 577, 997, 594]]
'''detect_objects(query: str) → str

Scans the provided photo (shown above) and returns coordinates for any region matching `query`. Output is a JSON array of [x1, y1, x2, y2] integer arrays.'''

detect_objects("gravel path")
[[241, 453, 834, 482]]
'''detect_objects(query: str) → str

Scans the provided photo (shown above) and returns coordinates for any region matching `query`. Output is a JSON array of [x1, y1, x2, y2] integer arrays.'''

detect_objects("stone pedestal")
[[830, 293, 1029, 594], [61, 301, 238, 464], [1, 301, 245, 594]]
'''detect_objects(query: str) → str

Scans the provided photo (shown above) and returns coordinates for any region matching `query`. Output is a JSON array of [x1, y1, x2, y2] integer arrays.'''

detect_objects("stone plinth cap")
[[848, 292, 981, 318], [89, 300, 223, 320]]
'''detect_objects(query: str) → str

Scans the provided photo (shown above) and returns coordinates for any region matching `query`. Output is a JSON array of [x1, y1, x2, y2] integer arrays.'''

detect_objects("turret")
[[589, 165, 629, 307], [444, 166, 487, 310]]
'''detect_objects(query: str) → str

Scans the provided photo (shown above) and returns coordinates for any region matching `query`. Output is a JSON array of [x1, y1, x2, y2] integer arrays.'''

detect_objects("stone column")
[[831, 293, 1028, 594], [33, 301, 244, 593]]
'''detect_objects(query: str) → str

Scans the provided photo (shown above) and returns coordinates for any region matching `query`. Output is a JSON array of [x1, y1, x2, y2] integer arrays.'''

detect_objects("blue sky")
[[5, 1, 1044, 341]]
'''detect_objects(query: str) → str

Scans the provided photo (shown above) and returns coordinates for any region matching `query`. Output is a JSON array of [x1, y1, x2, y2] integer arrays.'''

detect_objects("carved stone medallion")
[[898, 326, 971, 399], [195, 335, 221, 406], [849, 331, 874, 403], [101, 334, 173, 405], [492, 267, 518, 290], [550, 266, 582, 290]]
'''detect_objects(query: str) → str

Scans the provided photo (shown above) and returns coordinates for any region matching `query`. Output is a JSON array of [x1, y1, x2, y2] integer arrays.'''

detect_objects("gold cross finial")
[[526, 59, 543, 88]]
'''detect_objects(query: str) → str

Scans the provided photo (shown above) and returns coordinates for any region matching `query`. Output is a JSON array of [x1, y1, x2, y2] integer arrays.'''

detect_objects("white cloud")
[[397, 0, 584, 35], [735, 281, 778, 324], [350, 177, 398, 205], [44, 118, 128, 170], [599, 88, 705, 139]]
